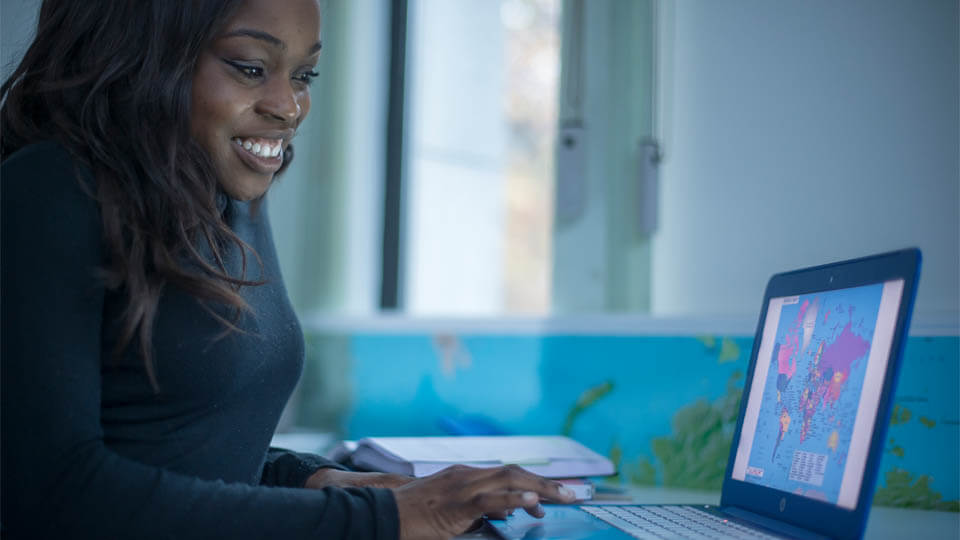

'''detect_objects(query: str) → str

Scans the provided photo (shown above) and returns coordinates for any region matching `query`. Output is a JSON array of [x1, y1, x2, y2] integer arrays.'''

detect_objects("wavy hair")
[[1, 0, 293, 389]]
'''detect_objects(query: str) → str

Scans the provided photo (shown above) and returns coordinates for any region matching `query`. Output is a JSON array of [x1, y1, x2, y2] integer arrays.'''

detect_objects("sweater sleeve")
[[261, 447, 349, 488], [0, 142, 400, 540]]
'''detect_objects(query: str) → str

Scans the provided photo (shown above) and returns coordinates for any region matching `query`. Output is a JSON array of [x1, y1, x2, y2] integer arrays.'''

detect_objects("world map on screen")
[[743, 283, 884, 503]]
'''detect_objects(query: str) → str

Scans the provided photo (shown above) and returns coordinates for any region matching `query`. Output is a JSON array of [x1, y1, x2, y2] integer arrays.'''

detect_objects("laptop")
[[488, 248, 921, 540]]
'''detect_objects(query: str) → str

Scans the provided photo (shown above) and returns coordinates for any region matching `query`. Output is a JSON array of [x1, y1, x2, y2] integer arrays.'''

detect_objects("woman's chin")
[[218, 174, 273, 201]]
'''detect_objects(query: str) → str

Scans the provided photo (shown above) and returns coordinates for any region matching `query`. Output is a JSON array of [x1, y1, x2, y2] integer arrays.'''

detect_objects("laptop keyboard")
[[581, 505, 787, 540]]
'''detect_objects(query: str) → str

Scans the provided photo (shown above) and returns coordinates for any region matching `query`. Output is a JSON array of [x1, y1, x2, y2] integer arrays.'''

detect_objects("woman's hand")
[[392, 464, 577, 540], [305, 467, 414, 490]]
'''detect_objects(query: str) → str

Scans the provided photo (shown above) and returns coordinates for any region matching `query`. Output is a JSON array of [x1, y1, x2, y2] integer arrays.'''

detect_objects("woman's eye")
[[224, 60, 263, 79], [294, 70, 319, 85]]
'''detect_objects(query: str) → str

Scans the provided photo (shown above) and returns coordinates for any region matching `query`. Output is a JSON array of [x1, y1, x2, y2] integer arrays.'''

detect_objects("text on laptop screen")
[[731, 279, 904, 510]]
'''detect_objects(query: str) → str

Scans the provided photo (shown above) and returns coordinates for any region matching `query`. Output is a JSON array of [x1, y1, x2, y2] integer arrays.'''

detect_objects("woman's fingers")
[[484, 507, 516, 520], [472, 488, 559, 521], [464, 464, 576, 504], [472, 489, 535, 515], [394, 465, 578, 540]]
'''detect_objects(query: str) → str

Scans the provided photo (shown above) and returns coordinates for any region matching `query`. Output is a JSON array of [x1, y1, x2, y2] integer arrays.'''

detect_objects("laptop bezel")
[[720, 248, 921, 540]]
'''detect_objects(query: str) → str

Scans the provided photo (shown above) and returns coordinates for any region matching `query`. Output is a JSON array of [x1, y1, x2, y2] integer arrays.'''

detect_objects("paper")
[[366, 435, 597, 463], [350, 435, 615, 478]]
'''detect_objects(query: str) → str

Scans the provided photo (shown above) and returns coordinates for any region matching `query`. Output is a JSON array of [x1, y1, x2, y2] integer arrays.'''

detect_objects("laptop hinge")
[[723, 506, 831, 540]]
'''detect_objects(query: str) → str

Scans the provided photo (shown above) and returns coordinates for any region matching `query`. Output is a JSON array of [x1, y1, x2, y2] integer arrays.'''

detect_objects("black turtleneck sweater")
[[1, 142, 399, 539]]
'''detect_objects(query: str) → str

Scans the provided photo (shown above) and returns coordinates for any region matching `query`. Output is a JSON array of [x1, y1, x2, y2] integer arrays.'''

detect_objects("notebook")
[[488, 249, 921, 540]]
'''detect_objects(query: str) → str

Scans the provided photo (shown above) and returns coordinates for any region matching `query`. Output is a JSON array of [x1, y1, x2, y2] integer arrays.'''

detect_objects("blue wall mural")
[[300, 331, 958, 511]]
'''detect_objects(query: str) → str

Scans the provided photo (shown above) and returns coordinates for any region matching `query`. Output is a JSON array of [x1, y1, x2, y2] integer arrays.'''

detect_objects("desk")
[[459, 487, 959, 539]]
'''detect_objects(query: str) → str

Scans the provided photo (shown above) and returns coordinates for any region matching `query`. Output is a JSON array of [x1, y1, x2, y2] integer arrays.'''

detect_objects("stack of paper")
[[347, 435, 616, 479]]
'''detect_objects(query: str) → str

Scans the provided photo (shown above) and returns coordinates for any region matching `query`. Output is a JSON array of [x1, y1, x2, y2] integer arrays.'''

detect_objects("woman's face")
[[191, 0, 321, 201]]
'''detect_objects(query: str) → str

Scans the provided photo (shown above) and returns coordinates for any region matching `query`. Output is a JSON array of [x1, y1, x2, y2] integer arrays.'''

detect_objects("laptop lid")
[[722, 248, 921, 540]]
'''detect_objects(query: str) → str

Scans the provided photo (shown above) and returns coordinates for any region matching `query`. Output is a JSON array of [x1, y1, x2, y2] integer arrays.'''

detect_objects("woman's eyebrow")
[[223, 28, 285, 49], [221, 28, 322, 55]]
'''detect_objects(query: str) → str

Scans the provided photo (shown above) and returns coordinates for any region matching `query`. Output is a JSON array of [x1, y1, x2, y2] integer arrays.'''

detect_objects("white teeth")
[[235, 138, 282, 159]]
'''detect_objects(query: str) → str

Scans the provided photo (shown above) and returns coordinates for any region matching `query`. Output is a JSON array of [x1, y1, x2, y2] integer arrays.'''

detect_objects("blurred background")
[[4, 0, 956, 318], [2, 0, 958, 509]]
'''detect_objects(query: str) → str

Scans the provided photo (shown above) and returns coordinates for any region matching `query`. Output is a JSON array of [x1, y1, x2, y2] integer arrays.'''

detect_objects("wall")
[[0, 0, 39, 82], [292, 316, 959, 510], [652, 0, 959, 319], [268, 0, 391, 315]]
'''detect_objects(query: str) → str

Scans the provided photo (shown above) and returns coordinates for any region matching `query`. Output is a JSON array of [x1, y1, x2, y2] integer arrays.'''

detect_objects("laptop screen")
[[731, 279, 905, 510]]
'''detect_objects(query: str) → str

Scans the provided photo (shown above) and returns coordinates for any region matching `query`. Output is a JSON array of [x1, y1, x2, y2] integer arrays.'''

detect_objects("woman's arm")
[[0, 142, 399, 540]]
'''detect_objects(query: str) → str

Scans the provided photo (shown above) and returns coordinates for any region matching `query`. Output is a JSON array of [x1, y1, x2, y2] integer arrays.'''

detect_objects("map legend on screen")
[[790, 450, 828, 486]]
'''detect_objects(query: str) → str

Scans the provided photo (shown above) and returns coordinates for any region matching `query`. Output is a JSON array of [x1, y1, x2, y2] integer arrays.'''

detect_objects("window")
[[401, 0, 561, 315]]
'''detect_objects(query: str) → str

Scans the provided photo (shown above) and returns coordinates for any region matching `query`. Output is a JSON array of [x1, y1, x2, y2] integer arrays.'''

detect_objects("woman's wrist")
[[304, 467, 341, 489], [304, 468, 414, 490]]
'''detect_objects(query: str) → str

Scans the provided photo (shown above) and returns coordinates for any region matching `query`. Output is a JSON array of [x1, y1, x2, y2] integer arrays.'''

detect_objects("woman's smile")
[[231, 137, 284, 175], [189, 0, 321, 201], [233, 137, 283, 159]]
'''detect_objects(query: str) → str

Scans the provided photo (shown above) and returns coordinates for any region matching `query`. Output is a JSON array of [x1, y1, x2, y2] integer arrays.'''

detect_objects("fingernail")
[[522, 491, 539, 504], [559, 486, 576, 499]]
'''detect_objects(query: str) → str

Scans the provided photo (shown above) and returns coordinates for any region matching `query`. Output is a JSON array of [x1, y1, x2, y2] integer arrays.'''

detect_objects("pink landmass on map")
[[797, 310, 871, 442], [777, 300, 809, 379], [777, 338, 798, 379], [819, 321, 870, 405]]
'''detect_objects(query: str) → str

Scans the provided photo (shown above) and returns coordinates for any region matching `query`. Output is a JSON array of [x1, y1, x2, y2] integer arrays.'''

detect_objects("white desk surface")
[[461, 486, 959, 539]]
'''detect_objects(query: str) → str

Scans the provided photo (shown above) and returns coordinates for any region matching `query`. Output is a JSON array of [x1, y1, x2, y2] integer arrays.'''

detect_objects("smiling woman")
[[190, 0, 321, 201], [0, 1, 573, 539]]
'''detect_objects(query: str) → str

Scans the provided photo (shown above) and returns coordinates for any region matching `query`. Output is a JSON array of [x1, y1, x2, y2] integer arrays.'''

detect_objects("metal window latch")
[[556, 121, 587, 224], [637, 137, 662, 235]]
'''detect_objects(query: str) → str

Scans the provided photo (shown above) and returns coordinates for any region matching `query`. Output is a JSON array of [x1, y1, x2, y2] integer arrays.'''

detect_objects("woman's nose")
[[255, 76, 301, 123]]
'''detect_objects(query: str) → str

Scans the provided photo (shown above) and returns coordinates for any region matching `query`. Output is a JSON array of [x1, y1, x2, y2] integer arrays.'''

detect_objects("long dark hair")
[[1, 0, 292, 388]]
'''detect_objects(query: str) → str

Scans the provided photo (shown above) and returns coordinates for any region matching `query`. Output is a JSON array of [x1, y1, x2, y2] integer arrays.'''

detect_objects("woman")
[[0, 1, 575, 538]]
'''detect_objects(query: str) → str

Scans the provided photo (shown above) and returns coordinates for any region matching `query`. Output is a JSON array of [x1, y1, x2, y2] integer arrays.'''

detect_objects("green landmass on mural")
[[623, 370, 744, 490], [890, 404, 912, 425], [696, 336, 717, 349], [696, 336, 742, 364], [717, 338, 741, 364], [562, 380, 614, 437], [919, 416, 936, 428], [874, 468, 960, 512], [608, 440, 623, 480], [628, 455, 657, 486]]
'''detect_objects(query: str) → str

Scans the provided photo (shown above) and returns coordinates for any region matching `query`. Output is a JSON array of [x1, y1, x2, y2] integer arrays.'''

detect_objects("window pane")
[[404, 0, 560, 315]]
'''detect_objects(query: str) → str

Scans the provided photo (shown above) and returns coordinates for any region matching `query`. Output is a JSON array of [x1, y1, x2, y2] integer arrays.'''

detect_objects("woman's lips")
[[231, 137, 283, 175]]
